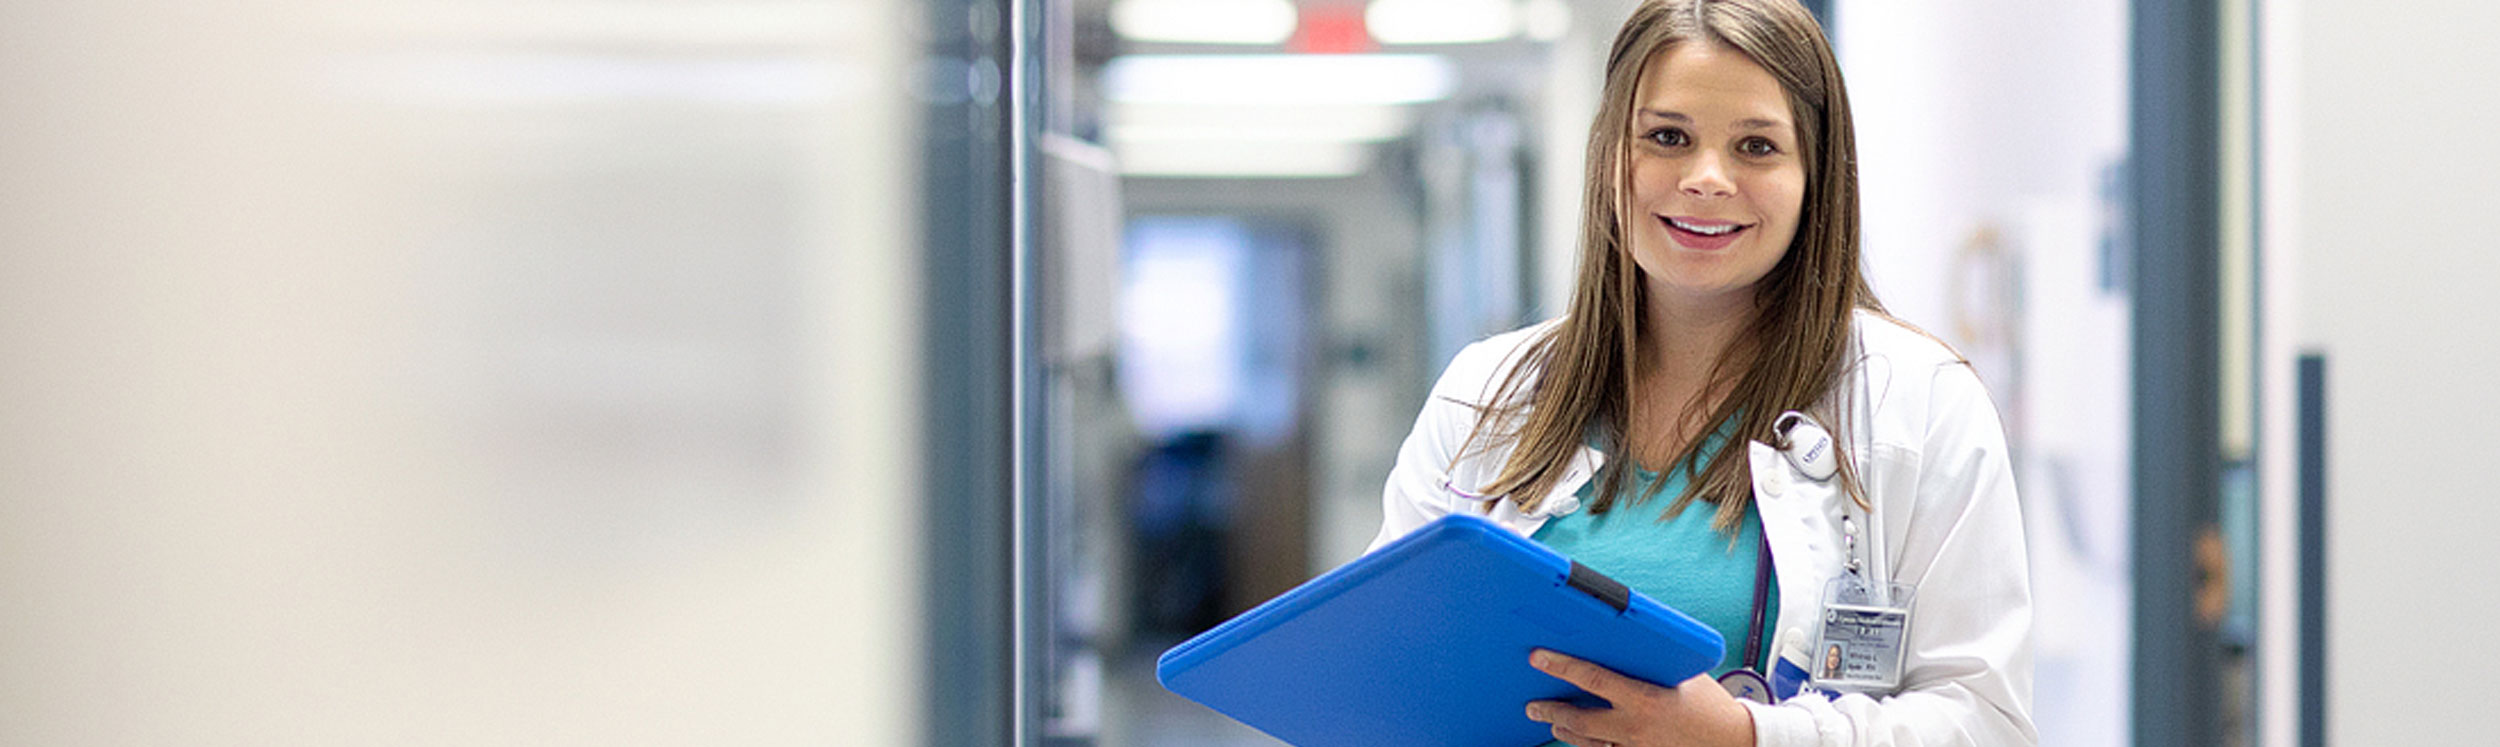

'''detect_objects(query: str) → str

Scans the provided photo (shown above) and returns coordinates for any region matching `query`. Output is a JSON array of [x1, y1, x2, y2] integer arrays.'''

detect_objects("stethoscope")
[[1716, 410, 1838, 704]]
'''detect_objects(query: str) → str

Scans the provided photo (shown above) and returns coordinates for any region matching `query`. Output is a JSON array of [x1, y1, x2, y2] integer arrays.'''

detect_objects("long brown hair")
[[1453, 0, 1878, 532]]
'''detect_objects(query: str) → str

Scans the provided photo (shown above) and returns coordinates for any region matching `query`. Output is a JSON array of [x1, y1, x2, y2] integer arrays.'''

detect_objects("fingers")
[[1528, 701, 1608, 746], [1528, 698, 1624, 747], [1547, 722, 1610, 747], [1525, 699, 1583, 731], [1530, 649, 1654, 701]]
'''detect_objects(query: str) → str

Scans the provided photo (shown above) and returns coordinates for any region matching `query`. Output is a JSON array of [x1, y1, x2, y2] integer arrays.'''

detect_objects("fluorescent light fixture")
[[1115, 140, 1370, 178], [1521, 0, 1572, 42], [1107, 102, 1416, 143], [1366, 0, 1516, 45], [1110, 0, 1297, 45], [1101, 54, 1458, 106]]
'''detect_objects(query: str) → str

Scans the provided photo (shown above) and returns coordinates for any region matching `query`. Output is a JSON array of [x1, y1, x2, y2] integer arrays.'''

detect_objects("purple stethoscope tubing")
[[1743, 531, 1772, 672]]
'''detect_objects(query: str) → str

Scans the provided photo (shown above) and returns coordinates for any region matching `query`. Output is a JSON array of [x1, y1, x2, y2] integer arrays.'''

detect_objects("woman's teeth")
[[1668, 218, 1741, 236]]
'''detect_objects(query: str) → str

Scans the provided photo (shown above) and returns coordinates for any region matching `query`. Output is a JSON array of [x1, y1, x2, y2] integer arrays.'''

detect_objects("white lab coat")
[[1367, 310, 2036, 746]]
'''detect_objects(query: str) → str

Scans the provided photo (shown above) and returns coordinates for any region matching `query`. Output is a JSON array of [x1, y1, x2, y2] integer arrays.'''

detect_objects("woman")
[[1366, 1, 2034, 745]]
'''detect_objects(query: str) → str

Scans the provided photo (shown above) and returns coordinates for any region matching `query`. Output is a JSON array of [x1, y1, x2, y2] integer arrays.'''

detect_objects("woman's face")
[[1622, 42, 1806, 311]]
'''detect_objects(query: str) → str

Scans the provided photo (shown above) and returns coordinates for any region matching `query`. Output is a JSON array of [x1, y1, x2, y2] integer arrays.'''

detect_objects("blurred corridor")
[[2, 0, 2497, 745]]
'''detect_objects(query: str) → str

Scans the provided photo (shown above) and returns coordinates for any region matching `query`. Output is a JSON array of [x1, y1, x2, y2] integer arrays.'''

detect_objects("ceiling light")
[[1107, 102, 1416, 144], [1115, 140, 1370, 178], [1111, 0, 1297, 45], [1366, 0, 1516, 45], [1101, 54, 1457, 106], [1521, 0, 1572, 42]]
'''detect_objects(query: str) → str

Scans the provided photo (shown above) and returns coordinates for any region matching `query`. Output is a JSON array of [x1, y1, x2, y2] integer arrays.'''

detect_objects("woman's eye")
[[1644, 128, 1688, 148], [1739, 137, 1780, 157]]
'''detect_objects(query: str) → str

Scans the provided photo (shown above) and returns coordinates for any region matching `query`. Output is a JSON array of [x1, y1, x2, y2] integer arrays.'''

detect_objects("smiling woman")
[[1622, 42, 1807, 341], [1449, 0, 1870, 538], [1363, 1, 2037, 745]]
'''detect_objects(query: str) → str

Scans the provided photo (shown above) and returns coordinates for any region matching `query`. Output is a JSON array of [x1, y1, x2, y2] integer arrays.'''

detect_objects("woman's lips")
[[1661, 216, 1750, 250]]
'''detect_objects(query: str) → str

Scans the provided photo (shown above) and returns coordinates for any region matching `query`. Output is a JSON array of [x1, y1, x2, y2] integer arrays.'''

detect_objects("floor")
[[1096, 642, 1286, 747]]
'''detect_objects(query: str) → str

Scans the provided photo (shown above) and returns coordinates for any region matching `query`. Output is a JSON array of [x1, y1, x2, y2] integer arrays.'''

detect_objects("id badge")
[[1811, 576, 1916, 692]]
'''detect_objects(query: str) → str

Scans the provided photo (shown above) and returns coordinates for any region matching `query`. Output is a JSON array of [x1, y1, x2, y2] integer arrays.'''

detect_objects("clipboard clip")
[[1566, 561, 1631, 613]]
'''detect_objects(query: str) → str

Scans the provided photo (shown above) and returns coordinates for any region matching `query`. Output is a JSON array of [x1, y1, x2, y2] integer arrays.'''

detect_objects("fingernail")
[[1531, 651, 1550, 667], [1525, 704, 1545, 721]]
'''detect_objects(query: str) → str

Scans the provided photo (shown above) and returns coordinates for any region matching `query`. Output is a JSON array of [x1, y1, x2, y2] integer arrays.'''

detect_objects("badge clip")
[[1773, 411, 1837, 482]]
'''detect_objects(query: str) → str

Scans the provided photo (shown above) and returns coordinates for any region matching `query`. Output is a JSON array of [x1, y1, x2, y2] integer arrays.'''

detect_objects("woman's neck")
[[1639, 290, 1756, 384], [1625, 289, 1757, 467]]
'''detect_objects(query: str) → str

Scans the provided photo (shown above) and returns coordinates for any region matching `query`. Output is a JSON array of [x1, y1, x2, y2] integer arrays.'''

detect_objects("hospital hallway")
[[2, 0, 2497, 745]]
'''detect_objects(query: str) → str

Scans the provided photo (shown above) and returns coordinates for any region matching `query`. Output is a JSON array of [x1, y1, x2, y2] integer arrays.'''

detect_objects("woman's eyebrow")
[[1635, 109, 1789, 131]]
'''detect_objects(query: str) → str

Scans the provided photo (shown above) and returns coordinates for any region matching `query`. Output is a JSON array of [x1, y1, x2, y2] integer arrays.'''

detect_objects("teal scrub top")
[[1527, 433, 1779, 747]]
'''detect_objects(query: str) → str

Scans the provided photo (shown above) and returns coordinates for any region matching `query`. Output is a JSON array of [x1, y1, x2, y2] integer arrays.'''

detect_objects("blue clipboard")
[[1157, 514, 1726, 747]]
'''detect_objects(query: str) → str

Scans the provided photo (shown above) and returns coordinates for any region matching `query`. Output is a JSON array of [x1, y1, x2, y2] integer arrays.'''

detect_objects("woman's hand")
[[1523, 649, 1756, 747]]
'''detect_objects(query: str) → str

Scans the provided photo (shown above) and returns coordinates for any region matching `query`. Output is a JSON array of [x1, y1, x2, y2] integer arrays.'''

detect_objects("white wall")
[[1836, 2, 2133, 744], [0, 1, 924, 743], [2290, 0, 2500, 741]]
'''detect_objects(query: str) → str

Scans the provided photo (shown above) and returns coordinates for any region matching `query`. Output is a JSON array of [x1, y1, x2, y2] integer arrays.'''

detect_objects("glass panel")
[[0, 0, 930, 741]]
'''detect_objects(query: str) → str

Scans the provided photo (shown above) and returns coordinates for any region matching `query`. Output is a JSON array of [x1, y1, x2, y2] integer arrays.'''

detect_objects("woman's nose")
[[1680, 151, 1735, 198]]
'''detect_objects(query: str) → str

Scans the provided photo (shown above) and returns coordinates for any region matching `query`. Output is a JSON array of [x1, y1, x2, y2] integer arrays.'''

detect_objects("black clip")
[[1566, 561, 1631, 613]]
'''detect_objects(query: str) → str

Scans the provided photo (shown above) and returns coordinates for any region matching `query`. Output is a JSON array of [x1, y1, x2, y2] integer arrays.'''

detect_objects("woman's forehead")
[[1632, 43, 1792, 126]]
